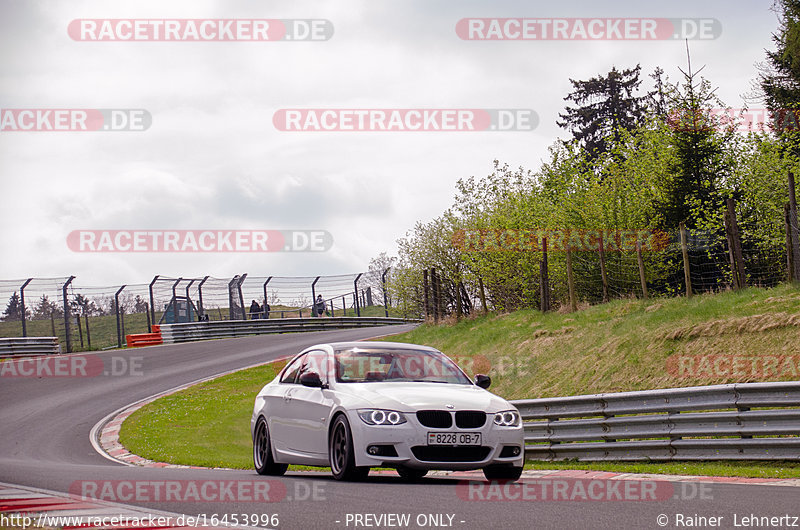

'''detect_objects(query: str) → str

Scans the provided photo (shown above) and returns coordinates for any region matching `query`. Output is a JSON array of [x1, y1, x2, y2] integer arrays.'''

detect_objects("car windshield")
[[334, 348, 471, 384]]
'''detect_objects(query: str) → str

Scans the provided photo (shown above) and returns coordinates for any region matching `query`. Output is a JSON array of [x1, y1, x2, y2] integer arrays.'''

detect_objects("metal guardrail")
[[158, 317, 420, 344], [0, 337, 61, 357], [510, 382, 800, 461]]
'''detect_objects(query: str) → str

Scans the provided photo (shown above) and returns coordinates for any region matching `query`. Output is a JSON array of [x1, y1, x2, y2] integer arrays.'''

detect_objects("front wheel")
[[253, 417, 288, 476], [329, 415, 369, 481], [483, 465, 523, 481]]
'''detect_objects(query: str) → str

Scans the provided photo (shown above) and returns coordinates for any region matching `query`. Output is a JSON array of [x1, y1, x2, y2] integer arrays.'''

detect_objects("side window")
[[280, 354, 306, 384], [298, 350, 329, 383]]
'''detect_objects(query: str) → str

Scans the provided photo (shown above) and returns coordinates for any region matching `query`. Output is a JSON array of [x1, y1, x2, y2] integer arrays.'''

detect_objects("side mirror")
[[475, 374, 491, 389], [299, 371, 323, 388]]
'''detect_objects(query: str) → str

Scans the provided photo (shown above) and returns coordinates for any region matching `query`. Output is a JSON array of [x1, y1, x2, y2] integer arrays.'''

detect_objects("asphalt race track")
[[1, 326, 798, 530]]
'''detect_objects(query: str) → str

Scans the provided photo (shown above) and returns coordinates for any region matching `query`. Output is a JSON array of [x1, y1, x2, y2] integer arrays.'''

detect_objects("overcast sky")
[[0, 0, 781, 287]]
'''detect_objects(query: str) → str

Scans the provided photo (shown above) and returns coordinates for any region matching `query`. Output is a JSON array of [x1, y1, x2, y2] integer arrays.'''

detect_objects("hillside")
[[381, 284, 800, 400]]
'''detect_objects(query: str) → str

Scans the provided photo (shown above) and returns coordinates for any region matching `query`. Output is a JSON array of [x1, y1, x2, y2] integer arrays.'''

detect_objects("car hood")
[[335, 382, 513, 412]]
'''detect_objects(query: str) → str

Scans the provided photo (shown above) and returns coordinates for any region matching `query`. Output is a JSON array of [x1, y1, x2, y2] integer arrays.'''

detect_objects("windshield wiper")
[[410, 379, 452, 384]]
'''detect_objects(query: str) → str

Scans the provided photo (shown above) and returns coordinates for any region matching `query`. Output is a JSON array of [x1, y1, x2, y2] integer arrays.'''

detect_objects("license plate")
[[427, 432, 482, 446]]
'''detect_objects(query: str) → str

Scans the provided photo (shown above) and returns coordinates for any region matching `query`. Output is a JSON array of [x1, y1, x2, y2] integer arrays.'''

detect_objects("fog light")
[[500, 445, 522, 458], [368, 445, 380, 455]]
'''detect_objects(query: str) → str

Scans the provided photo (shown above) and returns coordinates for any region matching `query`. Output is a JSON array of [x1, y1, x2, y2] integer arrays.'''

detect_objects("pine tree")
[[761, 0, 800, 145], [2, 292, 24, 321], [557, 65, 648, 160], [658, 50, 729, 230]]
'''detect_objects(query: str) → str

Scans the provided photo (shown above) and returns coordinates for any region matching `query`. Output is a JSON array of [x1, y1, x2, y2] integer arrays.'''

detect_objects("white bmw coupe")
[[251, 341, 524, 481]]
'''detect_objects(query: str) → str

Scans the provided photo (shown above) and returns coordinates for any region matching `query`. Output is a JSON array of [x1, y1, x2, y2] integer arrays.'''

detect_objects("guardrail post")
[[19, 278, 32, 337], [354, 273, 363, 317], [311, 276, 320, 316], [382, 268, 390, 317], [148, 275, 159, 330], [197, 276, 209, 319], [115, 285, 126, 348], [62, 276, 75, 353]]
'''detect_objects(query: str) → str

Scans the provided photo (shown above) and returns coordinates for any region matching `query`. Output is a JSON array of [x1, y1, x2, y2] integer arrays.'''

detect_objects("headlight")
[[493, 410, 520, 427], [357, 409, 407, 425]]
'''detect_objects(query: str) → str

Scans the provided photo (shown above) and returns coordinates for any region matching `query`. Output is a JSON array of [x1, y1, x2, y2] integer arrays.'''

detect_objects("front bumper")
[[348, 410, 524, 470]]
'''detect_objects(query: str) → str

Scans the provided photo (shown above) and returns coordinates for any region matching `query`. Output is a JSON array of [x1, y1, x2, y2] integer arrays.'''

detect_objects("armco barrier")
[[511, 382, 800, 461], [0, 337, 61, 357], [158, 317, 419, 344]]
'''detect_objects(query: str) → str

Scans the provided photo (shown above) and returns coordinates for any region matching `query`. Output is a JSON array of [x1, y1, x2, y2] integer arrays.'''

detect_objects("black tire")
[[396, 466, 428, 482], [253, 417, 288, 476], [329, 415, 369, 481], [483, 465, 523, 482]]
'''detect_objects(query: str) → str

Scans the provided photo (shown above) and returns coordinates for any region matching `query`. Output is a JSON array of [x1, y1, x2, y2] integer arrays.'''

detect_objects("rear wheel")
[[396, 466, 428, 482], [253, 417, 288, 476], [329, 415, 369, 481], [483, 465, 523, 481]]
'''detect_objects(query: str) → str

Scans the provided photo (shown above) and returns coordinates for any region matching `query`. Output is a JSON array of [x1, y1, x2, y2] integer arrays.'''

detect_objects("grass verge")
[[120, 284, 800, 478]]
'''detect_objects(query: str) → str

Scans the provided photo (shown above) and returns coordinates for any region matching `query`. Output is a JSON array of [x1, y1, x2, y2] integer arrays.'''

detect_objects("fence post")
[[478, 276, 488, 314], [184, 279, 195, 318], [84, 313, 91, 349], [598, 233, 609, 303], [311, 276, 320, 316], [172, 277, 182, 300], [354, 273, 363, 317], [636, 239, 648, 299], [62, 276, 75, 353], [115, 285, 126, 348], [148, 275, 159, 330], [566, 245, 577, 312], [382, 268, 390, 317], [725, 198, 746, 289], [263, 276, 273, 318], [680, 222, 692, 297], [19, 278, 32, 337], [787, 203, 796, 283], [50, 312, 56, 337], [423, 269, 430, 319], [237, 274, 247, 320], [145, 303, 151, 330], [540, 237, 550, 312], [76, 314, 84, 349], [789, 172, 800, 281], [197, 275, 209, 320], [431, 268, 440, 323]]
